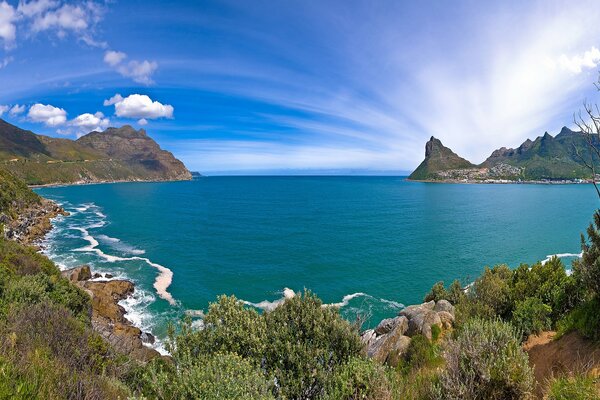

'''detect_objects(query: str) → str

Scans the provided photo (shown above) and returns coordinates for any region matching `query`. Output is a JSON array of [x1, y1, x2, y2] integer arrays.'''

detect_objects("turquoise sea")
[[36, 177, 599, 352]]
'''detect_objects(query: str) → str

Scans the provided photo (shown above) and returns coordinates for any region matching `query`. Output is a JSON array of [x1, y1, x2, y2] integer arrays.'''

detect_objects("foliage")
[[0, 167, 40, 219], [173, 295, 267, 362], [511, 297, 552, 339], [433, 318, 534, 400], [547, 374, 600, 400], [322, 357, 391, 400], [556, 298, 600, 340], [423, 279, 464, 304], [263, 291, 363, 399], [129, 352, 274, 400], [574, 210, 600, 296], [402, 334, 439, 371]]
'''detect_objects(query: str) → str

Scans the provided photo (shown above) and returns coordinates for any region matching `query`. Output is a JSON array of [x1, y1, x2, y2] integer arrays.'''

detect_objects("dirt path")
[[524, 331, 600, 397]]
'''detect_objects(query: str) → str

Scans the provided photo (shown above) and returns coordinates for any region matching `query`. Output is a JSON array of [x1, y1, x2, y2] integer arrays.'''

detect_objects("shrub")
[[130, 352, 274, 400], [424, 281, 447, 302], [556, 298, 600, 340], [433, 318, 534, 399], [322, 357, 391, 400], [547, 374, 600, 400], [574, 210, 600, 296], [173, 295, 267, 363], [424, 280, 465, 304], [511, 297, 552, 339], [263, 291, 363, 399]]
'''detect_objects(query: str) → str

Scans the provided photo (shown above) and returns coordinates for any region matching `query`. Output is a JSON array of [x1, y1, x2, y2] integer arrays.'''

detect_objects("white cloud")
[[17, 0, 58, 18], [9, 104, 25, 115], [0, 56, 12, 68], [0, 1, 17, 49], [104, 94, 174, 120], [70, 111, 109, 132], [103, 50, 126, 67], [32, 4, 88, 32], [555, 47, 600, 74], [28, 103, 67, 126], [103, 50, 158, 84], [0, 105, 9, 116], [137, 118, 148, 126]]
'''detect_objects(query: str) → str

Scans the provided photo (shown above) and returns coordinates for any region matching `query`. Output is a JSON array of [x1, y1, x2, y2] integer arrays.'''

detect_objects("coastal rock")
[[438, 311, 455, 329], [375, 316, 408, 336], [105, 273, 114, 278], [61, 265, 92, 282], [434, 299, 455, 316], [399, 300, 435, 320], [93, 273, 102, 279], [141, 332, 156, 345]]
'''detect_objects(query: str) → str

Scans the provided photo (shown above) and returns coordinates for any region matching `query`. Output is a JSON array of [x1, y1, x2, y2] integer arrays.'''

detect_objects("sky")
[[2, 0, 600, 174]]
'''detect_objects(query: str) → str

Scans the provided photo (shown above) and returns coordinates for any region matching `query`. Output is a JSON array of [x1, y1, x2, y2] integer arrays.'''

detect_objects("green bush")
[[130, 352, 274, 400], [433, 318, 534, 400], [322, 357, 391, 400], [547, 374, 599, 400], [574, 210, 600, 296], [511, 297, 551, 339], [173, 295, 267, 362], [557, 298, 600, 340], [402, 334, 439, 371], [263, 291, 363, 399], [512, 258, 579, 321], [424, 279, 464, 304]]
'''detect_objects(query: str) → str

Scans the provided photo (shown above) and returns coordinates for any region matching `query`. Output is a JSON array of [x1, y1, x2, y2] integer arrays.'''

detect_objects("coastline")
[[406, 178, 592, 185], [29, 176, 193, 189], [19, 195, 164, 362]]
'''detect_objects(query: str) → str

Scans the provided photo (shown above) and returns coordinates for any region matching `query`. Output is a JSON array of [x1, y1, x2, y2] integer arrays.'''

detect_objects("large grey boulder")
[[434, 299, 455, 316], [399, 301, 435, 320], [375, 316, 408, 336]]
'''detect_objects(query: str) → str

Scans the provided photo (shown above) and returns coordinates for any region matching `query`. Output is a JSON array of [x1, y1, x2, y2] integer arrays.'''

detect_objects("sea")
[[35, 176, 599, 352]]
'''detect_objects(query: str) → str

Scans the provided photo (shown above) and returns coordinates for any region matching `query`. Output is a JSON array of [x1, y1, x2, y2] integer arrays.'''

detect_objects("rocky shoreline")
[[3, 197, 67, 246], [5, 196, 162, 363], [62, 265, 161, 362]]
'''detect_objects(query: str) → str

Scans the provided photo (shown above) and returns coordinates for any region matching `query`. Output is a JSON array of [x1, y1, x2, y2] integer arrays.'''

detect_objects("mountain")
[[0, 119, 192, 185], [408, 137, 476, 180], [409, 127, 600, 181]]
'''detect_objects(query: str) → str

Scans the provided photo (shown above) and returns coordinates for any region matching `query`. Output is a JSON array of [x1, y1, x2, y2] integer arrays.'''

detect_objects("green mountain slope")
[[482, 127, 598, 180], [409, 127, 600, 181], [408, 136, 475, 180], [0, 119, 192, 185]]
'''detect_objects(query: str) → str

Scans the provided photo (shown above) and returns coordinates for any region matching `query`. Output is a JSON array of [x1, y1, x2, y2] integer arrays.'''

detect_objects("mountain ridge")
[[0, 119, 192, 185], [409, 127, 599, 181]]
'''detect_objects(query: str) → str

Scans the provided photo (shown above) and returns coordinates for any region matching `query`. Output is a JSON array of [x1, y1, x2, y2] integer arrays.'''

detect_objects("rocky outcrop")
[[361, 300, 455, 367], [3, 198, 67, 246], [61, 265, 92, 282], [81, 278, 160, 362], [61, 267, 161, 363]]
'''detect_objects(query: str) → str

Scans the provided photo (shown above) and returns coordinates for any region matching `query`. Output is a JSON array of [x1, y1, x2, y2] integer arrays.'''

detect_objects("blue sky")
[[1, 0, 600, 173]]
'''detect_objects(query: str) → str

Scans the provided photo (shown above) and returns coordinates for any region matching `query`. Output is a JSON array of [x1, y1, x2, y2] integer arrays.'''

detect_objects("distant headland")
[[408, 127, 598, 183]]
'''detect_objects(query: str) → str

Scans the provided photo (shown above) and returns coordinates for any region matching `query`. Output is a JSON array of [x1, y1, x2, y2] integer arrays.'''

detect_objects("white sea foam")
[[541, 252, 583, 265], [97, 234, 146, 255], [324, 292, 370, 308], [242, 287, 296, 311], [73, 226, 176, 305]]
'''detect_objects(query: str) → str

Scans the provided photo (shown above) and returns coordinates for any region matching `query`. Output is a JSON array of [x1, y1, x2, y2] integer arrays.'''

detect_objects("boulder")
[[399, 300, 435, 319], [105, 273, 114, 279], [385, 335, 412, 367], [361, 329, 376, 347], [375, 316, 408, 336], [421, 311, 442, 340], [92, 272, 102, 279], [61, 265, 92, 282], [434, 299, 455, 316], [438, 311, 455, 329], [141, 332, 156, 345]]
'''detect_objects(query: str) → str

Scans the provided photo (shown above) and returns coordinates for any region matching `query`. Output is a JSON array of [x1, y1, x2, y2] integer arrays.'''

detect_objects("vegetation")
[[433, 318, 534, 399], [547, 373, 600, 400]]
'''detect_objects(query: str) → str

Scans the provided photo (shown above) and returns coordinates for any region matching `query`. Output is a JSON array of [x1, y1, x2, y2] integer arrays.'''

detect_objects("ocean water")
[[35, 177, 599, 350]]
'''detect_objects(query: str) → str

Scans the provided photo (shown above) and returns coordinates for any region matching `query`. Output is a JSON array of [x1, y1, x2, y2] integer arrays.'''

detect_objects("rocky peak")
[[102, 125, 147, 138]]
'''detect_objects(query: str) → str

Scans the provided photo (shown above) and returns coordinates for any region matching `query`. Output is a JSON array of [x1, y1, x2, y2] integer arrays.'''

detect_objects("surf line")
[[72, 226, 176, 306]]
